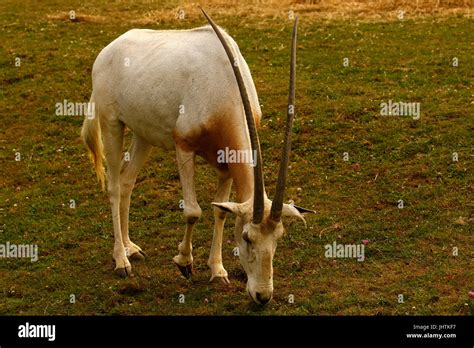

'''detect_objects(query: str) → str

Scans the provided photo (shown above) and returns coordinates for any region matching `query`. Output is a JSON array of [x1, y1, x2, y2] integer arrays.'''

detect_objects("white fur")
[[83, 25, 309, 305], [92, 26, 260, 149]]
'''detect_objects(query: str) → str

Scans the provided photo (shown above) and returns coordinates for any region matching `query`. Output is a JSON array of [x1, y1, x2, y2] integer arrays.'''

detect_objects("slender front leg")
[[208, 171, 232, 284], [173, 146, 202, 279]]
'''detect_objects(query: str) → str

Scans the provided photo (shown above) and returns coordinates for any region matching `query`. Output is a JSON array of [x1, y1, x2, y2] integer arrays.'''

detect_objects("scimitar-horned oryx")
[[81, 9, 314, 305]]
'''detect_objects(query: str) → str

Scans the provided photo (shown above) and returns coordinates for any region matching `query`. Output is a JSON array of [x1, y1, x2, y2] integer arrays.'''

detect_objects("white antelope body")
[[82, 10, 313, 305]]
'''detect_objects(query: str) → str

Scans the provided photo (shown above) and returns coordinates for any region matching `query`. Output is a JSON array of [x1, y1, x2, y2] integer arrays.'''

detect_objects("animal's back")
[[92, 26, 260, 150]]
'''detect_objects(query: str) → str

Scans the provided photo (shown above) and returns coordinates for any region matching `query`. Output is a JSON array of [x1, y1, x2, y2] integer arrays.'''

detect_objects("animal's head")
[[202, 9, 315, 305], [212, 199, 313, 305]]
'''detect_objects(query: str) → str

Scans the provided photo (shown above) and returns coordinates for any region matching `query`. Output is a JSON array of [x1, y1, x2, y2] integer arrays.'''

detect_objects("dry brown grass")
[[125, 0, 474, 25], [44, 0, 473, 26], [46, 13, 107, 23]]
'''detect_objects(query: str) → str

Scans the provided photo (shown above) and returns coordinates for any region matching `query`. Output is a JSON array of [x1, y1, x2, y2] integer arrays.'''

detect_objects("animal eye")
[[242, 231, 251, 244]]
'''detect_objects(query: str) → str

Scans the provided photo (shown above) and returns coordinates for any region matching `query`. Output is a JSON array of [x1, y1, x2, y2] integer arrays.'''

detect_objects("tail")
[[81, 94, 105, 190]]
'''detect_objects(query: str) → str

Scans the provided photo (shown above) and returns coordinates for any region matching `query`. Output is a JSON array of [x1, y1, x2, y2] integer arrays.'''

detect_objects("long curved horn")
[[270, 17, 298, 222], [201, 8, 265, 224]]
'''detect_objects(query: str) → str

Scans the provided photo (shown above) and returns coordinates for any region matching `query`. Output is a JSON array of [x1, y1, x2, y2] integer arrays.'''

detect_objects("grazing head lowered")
[[202, 9, 315, 305]]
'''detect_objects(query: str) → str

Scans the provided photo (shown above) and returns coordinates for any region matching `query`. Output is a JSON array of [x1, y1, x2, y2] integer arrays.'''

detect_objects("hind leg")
[[119, 134, 152, 262], [101, 120, 131, 277]]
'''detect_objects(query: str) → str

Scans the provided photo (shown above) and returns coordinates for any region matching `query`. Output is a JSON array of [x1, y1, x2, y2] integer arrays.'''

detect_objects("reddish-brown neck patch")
[[173, 111, 258, 203]]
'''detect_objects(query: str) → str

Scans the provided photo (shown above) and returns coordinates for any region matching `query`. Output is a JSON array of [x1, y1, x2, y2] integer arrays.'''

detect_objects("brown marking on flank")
[[173, 109, 261, 203]]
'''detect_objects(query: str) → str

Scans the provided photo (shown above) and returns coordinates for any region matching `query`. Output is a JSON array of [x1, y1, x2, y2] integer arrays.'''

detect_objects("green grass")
[[0, 0, 473, 315]]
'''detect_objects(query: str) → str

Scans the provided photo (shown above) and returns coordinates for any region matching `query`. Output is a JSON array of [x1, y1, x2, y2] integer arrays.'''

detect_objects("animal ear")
[[212, 202, 244, 216], [282, 203, 315, 228], [290, 204, 316, 215]]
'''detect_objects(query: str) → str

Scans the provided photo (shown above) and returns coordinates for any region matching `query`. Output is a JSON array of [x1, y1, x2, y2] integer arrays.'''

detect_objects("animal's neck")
[[229, 163, 254, 203], [228, 162, 269, 217], [208, 112, 261, 204], [228, 162, 255, 203]]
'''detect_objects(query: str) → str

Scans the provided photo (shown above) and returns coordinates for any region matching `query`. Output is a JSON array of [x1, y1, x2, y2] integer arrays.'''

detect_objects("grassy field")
[[0, 0, 473, 315]]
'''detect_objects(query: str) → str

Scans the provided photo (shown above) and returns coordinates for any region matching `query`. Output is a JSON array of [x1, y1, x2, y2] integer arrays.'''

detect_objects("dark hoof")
[[129, 250, 146, 261], [115, 267, 132, 278], [174, 261, 193, 280]]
